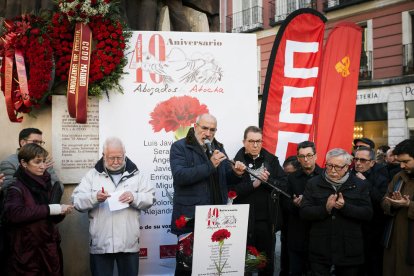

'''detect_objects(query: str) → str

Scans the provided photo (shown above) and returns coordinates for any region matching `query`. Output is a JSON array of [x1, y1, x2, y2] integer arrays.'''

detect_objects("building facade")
[[222, 0, 414, 148]]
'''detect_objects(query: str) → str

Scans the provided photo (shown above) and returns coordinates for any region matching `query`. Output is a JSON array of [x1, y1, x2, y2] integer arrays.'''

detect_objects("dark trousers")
[[279, 228, 289, 276], [90, 252, 139, 276], [288, 249, 308, 276], [254, 221, 275, 276], [310, 262, 359, 276]]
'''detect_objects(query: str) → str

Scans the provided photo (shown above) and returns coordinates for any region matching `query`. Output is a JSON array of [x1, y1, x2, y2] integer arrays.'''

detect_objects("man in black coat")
[[301, 148, 373, 276], [352, 146, 389, 276], [285, 141, 322, 276], [233, 126, 287, 276]]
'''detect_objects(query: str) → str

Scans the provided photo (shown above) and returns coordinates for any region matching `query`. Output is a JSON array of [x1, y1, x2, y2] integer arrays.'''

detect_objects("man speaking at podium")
[[169, 113, 245, 275]]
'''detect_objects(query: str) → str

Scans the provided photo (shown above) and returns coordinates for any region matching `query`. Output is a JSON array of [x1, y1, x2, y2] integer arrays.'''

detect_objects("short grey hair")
[[326, 148, 353, 165], [196, 113, 217, 125], [103, 137, 125, 153]]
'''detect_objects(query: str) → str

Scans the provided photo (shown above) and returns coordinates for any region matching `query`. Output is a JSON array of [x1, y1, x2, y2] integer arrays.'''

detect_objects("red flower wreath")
[[49, 1, 129, 96], [0, 14, 54, 114]]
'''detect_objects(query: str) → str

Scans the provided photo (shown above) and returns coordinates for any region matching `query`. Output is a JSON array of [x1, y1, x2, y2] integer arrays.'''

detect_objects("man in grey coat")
[[0, 128, 61, 189]]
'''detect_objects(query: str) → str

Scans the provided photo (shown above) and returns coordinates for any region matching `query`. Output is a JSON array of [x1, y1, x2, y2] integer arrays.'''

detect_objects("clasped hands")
[[384, 191, 410, 208], [97, 190, 134, 204], [252, 169, 270, 188], [326, 193, 345, 213]]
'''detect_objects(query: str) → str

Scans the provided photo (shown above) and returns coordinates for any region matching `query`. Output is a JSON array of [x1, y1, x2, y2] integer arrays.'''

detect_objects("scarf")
[[14, 166, 51, 204], [324, 171, 350, 191]]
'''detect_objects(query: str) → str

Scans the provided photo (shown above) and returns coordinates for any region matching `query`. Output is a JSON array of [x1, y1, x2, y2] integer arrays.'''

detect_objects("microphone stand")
[[227, 159, 291, 199], [204, 139, 290, 199]]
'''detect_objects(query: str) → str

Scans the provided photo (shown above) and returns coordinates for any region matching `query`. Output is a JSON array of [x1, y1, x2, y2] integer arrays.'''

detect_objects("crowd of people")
[[0, 113, 413, 276], [0, 129, 155, 276]]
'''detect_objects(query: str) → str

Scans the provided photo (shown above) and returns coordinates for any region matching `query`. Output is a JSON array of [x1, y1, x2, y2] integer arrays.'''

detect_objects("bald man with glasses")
[[169, 113, 246, 275]]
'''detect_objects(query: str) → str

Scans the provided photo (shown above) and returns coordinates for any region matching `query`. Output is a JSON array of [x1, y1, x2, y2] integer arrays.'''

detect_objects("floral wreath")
[[50, 0, 130, 96], [0, 14, 54, 115]]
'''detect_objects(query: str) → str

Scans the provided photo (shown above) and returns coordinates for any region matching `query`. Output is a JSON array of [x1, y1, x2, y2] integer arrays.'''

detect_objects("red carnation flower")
[[247, 245, 259, 256], [175, 215, 190, 229], [149, 96, 209, 133], [211, 229, 231, 243], [228, 190, 237, 200]]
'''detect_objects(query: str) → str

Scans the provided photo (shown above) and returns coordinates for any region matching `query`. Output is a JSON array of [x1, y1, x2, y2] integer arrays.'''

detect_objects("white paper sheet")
[[107, 190, 129, 211]]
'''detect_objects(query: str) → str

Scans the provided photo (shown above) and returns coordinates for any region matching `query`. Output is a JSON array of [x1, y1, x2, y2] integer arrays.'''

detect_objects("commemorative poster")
[[99, 31, 258, 274], [192, 204, 249, 276]]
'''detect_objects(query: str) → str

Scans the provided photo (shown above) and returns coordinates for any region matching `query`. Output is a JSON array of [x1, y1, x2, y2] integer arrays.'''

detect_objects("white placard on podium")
[[192, 204, 249, 276]]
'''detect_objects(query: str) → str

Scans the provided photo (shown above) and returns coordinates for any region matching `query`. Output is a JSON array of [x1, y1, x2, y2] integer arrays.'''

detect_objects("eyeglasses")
[[354, 157, 371, 164], [297, 153, 315, 160], [196, 123, 217, 133], [105, 156, 124, 162], [325, 163, 348, 171], [247, 139, 262, 145], [24, 139, 45, 146]]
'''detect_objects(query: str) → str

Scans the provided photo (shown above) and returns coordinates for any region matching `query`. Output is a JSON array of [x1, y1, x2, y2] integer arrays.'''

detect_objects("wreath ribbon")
[[14, 49, 32, 109], [3, 49, 32, 122], [3, 52, 22, 122], [67, 22, 92, 124]]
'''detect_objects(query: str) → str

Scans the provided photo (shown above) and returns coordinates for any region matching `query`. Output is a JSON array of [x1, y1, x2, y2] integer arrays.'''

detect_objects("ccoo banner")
[[259, 8, 326, 164]]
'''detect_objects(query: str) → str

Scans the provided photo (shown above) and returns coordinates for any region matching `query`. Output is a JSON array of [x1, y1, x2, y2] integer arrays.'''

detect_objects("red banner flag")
[[313, 22, 362, 166], [259, 9, 326, 164]]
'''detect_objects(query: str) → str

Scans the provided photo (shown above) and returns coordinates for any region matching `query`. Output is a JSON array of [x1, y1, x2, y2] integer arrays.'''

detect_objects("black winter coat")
[[285, 165, 323, 252], [300, 172, 373, 266], [232, 148, 287, 234]]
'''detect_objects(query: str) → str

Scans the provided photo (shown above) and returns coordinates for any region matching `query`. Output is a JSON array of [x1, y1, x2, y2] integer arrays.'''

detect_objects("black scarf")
[[14, 166, 52, 204]]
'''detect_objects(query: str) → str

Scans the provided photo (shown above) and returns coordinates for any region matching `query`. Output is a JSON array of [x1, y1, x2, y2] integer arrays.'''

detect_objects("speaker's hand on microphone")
[[210, 150, 226, 168]]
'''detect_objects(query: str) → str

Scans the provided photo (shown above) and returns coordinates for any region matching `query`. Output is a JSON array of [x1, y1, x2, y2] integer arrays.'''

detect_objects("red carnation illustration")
[[211, 229, 231, 275], [149, 96, 209, 139]]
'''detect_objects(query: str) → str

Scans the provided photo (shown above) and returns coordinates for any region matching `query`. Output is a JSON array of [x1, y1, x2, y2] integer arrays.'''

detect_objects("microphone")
[[204, 139, 213, 155]]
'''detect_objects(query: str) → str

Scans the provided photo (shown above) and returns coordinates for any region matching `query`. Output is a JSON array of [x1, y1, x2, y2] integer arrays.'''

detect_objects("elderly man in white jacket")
[[72, 137, 155, 276]]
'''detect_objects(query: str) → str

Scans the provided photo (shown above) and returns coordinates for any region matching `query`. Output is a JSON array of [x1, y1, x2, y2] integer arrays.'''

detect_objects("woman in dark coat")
[[4, 143, 73, 275], [300, 148, 373, 276]]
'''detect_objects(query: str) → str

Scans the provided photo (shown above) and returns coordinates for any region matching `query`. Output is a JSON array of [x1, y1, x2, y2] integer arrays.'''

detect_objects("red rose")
[[211, 229, 231, 243]]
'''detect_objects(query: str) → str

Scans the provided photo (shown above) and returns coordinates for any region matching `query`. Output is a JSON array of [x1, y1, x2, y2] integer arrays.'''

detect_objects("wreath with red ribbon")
[[49, 0, 129, 96], [0, 14, 54, 121]]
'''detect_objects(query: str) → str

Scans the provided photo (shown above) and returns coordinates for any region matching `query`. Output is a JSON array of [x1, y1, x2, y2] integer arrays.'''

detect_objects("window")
[[232, 0, 263, 32], [402, 11, 414, 75], [354, 103, 388, 147], [359, 21, 373, 80], [274, 0, 313, 23]]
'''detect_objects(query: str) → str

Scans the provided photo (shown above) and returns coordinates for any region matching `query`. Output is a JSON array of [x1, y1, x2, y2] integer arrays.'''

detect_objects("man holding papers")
[[72, 137, 155, 276]]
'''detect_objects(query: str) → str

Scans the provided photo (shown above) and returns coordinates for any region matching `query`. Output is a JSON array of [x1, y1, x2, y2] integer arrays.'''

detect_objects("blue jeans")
[[90, 252, 139, 276]]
